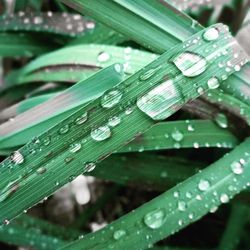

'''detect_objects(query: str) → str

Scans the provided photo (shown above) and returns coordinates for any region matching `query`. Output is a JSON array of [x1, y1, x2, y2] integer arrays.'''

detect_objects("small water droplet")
[[36, 167, 47, 175], [173, 52, 207, 77], [91, 126, 111, 141], [75, 112, 88, 125], [231, 161, 244, 175], [178, 201, 187, 211], [59, 125, 69, 134], [10, 151, 24, 165], [98, 52, 110, 62], [69, 143, 81, 153], [198, 179, 210, 191], [207, 77, 220, 89], [113, 229, 126, 240], [144, 208, 165, 229], [137, 80, 181, 120], [171, 129, 184, 142], [108, 116, 121, 127], [139, 66, 161, 81], [203, 27, 219, 41], [84, 162, 96, 172], [101, 89, 123, 108], [33, 16, 43, 24], [215, 113, 228, 128], [187, 124, 194, 131], [43, 137, 51, 146], [220, 194, 229, 203]]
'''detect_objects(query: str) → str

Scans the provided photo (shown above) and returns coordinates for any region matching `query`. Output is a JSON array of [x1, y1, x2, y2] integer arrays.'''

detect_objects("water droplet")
[[75, 112, 88, 125], [198, 179, 210, 191], [113, 229, 126, 240], [3, 219, 9, 225], [178, 201, 187, 211], [215, 113, 228, 128], [10, 151, 24, 165], [139, 66, 161, 81], [84, 162, 96, 172], [173, 191, 179, 198], [101, 89, 123, 108], [91, 126, 111, 141], [203, 27, 219, 41], [137, 80, 181, 120], [207, 77, 220, 89], [125, 106, 134, 115], [220, 194, 229, 203], [69, 143, 81, 153], [171, 129, 184, 142], [108, 116, 121, 127], [173, 52, 207, 77], [144, 208, 165, 229], [43, 137, 51, 146], [97, 52, 110, 62], [187, 124, 194, 131], [234, 65, 241, 71], [59, 125, 69, 134], [231, 161, 244, 175], [36, 167, 47, 175], [33, 16, 43, 24]]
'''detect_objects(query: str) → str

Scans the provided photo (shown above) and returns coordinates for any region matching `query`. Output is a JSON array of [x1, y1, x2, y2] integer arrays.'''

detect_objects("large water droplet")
[[144, 208, 165, 229], [97, 52, 110, 62], [91, 126, 111, 141], [203, 27, 219, 41], [171, 129, 184, 142], [231, 161, 244, 175], [113, 229, 126, 240], [137, 80, 181, 120], [207, 77, 220, 89], [173, 52, 207, 77], [215, 113, 228, 128], [198, 179, 210, 191], [101, 89, 123, 108], [10, 151, 24, 165]]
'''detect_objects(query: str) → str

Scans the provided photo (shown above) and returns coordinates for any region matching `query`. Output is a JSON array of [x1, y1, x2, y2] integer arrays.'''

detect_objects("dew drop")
[[108, 116, 121, 127], [203, 27, 219, 41], [36, 167, 47, 175], [10, 151, 24, 165], [69, 143, 82, 153], [207, 77, 220, 89], [137, 80, 181, 120], [97, 52, 110, 62], [230, 161, 244, 175], [84, 162, 96, 172], [215, 113, 228, 128], [171, 129, 184, 142], [173, 52, 207, 77], [198, 179, 210, 191], [75, 112, 88, 125], [33, 16, 43, 24], [178, 201, 187, 211], [43, 137, 51, 146], [59, 125, 69, 134], [139, 66, 161, 81], [144, 208, 165, 229], [187, 124, 194, 131], [220, 194, 229, 203], [113, 229, 126, 240], [91, 126, 111, 141], [101, 89, 123, 108]]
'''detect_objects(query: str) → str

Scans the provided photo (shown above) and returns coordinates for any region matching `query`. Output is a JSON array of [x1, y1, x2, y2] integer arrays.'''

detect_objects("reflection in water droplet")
[[91, 126, 111, 141], [203, 27, 219, 41], [101, 89, 123, 108], [173, 52, 207, 77], [137, 80, 182, 120], [144, 208, 165, 229]]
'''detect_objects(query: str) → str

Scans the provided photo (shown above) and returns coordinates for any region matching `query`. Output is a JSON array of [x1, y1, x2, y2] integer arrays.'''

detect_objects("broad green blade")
[[61, 0, 203, 53], [119, 120, 238, 152], [0, 25, 247, 224], [60, 138, 250, 250], [0, 64, 124, 148], [5, 44, 156, 86]]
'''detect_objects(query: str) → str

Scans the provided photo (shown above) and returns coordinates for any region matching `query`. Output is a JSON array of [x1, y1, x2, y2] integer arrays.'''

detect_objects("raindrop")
[[203, 27, 219, 41], [178, 201, 187, 211], [97, 52, 110, 62], [43, 137, 51, 146], [220, 194, 229, 203], [215, 113, 228, 128], [231, 161, 244, 175], [36, 167, 47, 175], [59, 125, 69, 134], [10, 151, 24, 165], [75, 112, 88, 125], [84, 162, 96, 172], [139, 66, 161, 81], [137, 80, 181, 120], [171, 129, 184, 142], [144, 208, 165, 229], [91, 126, 111, 141], [69, 143, 82, 153], [173, 52, 207, 77], [33, 16, 43, 24], [101, 89, 123, 108], [198, 179, 210, 191], [207, 77, 220, 89], [108, 116, 121, 127], [187, 124, 195, 131], [113, 229, 126, 240]]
